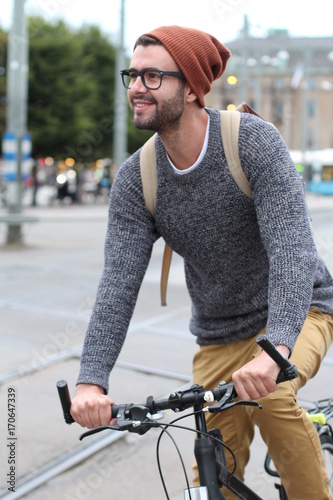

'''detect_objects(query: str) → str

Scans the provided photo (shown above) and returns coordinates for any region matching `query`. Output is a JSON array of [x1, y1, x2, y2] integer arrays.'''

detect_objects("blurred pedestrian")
[[31, 160, 38, 207]]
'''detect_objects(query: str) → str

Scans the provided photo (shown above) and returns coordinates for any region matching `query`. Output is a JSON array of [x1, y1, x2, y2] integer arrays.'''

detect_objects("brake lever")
[[206, 382, 236, 412], [80, 425, 118, 440], [207, 399, 262, 413]]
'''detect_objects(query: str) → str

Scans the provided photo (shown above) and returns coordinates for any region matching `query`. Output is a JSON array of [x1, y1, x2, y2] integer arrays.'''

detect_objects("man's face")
[[127, 45, 186, 134]]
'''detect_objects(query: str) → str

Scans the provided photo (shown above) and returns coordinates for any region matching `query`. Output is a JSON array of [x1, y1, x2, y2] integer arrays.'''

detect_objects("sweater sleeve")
[[77, 152, 159, 392], [238, 115, 318, 351]]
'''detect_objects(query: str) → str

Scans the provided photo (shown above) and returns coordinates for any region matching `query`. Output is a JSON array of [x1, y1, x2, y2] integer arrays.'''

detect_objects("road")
[[0, 192, 332, 499]]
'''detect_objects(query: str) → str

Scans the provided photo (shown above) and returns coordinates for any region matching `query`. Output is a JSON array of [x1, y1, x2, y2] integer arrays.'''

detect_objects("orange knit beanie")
[[144, 25, 231, 107]]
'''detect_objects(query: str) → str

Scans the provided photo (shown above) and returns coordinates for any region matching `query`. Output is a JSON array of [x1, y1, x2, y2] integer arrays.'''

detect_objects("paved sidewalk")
[[305, 191, 333, 213]]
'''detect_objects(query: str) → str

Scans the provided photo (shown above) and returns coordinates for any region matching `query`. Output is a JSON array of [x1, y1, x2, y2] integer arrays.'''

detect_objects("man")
[[71, 26, 333, 498]]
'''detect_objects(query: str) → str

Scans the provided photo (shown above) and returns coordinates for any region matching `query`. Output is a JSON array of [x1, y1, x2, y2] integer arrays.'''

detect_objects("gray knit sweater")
[[77, 108, 333, 392]]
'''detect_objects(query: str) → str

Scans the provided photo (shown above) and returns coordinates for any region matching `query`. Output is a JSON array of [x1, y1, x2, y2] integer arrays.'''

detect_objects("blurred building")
[[207, 19, 333, 155]]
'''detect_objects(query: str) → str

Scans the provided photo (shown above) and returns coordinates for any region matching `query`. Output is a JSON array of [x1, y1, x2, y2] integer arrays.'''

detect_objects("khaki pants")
[[192, 308, 333, 500]]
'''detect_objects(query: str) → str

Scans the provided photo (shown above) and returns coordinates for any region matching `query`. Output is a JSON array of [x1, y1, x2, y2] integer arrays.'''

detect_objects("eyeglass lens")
[[123, 70, 162, 89]]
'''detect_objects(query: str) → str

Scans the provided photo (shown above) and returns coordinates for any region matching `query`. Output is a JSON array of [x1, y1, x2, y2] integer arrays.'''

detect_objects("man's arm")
[[233, 116, 314, 398], [239, 115, 318, 353], [73, 155, 159, 427]]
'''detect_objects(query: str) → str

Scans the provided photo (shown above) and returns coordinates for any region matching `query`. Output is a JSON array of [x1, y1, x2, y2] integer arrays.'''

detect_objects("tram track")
[[0, 358, 192, 500]]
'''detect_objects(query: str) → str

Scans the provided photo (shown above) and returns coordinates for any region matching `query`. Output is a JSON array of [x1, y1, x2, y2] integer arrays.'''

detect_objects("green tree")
[[72, 24, 153, 161], [64, 24, 118, 162], [28, 18, 113, 161], [1, 17, 153, 162]]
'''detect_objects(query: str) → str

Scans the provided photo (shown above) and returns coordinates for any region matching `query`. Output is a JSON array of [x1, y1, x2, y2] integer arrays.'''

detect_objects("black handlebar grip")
[[256, 334, 298, 383], [111, 405, 119, 419], [256, 335, 290, 369], [57, 380, 75, 424]]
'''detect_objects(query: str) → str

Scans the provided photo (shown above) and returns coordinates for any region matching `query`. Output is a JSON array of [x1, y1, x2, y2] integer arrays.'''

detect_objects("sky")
[[1, 0, 333, 53]]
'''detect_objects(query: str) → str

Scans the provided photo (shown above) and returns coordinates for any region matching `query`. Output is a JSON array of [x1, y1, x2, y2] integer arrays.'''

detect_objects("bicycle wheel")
[[320, 432, 333, 495]]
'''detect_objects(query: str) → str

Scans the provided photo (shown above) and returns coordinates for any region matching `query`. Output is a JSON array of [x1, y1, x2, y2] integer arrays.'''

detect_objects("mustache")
[[131, 95, 157, 105]]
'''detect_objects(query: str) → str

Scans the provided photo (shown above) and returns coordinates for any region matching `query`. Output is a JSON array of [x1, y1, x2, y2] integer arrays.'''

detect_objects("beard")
[[131, 84, 185, 134]]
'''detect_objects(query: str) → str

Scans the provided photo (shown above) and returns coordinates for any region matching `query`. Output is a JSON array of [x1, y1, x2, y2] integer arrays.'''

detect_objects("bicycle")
[[57, 335, 332, 499]]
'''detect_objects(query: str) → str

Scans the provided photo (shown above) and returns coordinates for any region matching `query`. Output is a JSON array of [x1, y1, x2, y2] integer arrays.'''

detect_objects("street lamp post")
[[239, 14, 249, 103], [113, 0, 128, 170], [1, 0, 37, 244]]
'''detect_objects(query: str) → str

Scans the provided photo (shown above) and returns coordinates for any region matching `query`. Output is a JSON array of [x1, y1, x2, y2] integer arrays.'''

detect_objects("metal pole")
[[113, 0, 128, 169], [7, 0, 28, 137], [239, 14, 249, 103], [5, 0, 29, 243]]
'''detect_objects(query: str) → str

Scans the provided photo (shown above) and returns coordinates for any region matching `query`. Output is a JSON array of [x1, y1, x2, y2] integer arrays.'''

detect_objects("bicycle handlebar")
[[57, 336, 298, 429]]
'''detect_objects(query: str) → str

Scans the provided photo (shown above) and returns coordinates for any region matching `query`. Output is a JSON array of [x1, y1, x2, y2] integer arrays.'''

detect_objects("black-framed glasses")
[[120, 67, 185, 90]]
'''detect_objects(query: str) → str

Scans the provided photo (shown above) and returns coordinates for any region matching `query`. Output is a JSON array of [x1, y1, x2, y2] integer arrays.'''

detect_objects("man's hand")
[[70, 384, 115, 429], [232, 345, 290, 400]]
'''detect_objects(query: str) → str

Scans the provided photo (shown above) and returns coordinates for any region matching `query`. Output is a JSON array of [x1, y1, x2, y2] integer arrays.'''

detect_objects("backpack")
[[139, 104, 265, 306]]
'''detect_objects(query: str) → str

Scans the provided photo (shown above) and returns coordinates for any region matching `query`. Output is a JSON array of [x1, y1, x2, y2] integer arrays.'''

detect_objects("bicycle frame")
[[190, 402, 263, 500]]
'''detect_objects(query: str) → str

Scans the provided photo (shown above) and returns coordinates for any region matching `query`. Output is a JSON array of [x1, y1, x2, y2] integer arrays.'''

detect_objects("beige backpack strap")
[[140, 133, 158, 217], [140, 133, 173, 306], [219, 110, 253, 200], [160, 244, 173, 306]]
